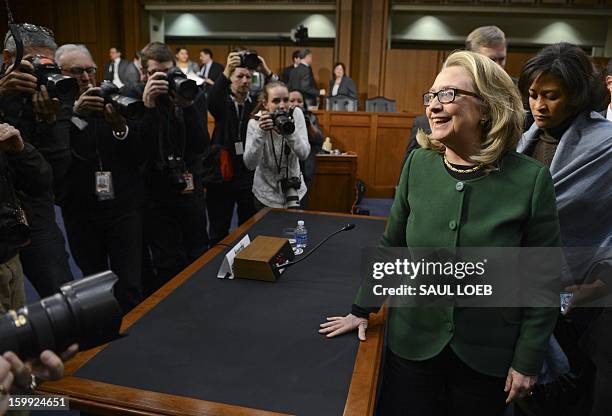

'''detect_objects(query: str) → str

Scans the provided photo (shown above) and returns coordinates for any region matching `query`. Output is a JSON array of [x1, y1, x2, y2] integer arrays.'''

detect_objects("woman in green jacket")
[[320, 51, 561, 415]]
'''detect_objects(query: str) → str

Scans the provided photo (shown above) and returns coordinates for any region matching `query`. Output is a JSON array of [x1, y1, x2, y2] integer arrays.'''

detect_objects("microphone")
[[275, 223, 356, 271]]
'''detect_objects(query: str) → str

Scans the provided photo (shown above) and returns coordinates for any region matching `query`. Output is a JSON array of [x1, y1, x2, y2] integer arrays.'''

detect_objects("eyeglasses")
[[271, 97, 289, 104], [65, 66, 97, 75], [423, 88, 482, 106]]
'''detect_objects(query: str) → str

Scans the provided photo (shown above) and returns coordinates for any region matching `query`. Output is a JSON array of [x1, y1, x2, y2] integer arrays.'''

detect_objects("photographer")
[[0, 123, 50, 313], [288, 89, 324, 208], [244, 81, 310, 209], [0, 24, 73, 297], [205, 50, 275, 244], [127, 42, 209, 293], [55, 44, 143, 313]]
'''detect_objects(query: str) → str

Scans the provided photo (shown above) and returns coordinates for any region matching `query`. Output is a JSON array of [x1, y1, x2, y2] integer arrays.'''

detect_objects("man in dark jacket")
[[0, 123, 51, 313], [129, 42, 209, 294], [56, 43, 144, 313], [0, 24, 74, 297], [287, 49, 325, 109], [198, 48, 224, 92], [204, 51, 258, 245], [104, 47, 140, 90]]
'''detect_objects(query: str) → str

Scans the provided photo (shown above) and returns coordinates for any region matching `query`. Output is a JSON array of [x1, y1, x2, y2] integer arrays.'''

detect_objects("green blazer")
[[355, 149, 561, 377]]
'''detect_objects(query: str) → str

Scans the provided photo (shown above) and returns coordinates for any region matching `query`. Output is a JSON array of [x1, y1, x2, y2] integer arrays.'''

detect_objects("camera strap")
[[2, 0, 23, 77], [270, 131, 285, 176]]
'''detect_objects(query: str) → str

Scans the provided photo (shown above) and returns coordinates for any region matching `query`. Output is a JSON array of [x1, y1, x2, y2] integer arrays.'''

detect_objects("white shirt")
[[202, 62, 211, 79], [607, 106, 612, 122], [332, 83, 340, 96], [112, 58, 123, 89]]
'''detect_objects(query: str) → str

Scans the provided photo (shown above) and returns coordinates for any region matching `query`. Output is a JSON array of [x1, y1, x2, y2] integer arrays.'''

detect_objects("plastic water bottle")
[[295, 220, 308, 249]]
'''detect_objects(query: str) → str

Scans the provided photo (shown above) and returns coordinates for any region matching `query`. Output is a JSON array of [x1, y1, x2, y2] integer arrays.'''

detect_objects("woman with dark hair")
[[517, 42, 612, 416], [288, 89, 324, 208], [328, 62, 357, 99]]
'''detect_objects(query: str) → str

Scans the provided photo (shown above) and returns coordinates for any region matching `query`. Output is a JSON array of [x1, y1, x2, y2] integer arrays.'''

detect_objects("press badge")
[[95, 171, 115, 201], [234, 141, 244, 155], [182, 172, 195, 194]]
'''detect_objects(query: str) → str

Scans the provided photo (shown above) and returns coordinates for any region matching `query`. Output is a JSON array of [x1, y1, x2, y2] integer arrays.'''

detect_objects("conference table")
[[39, 209, 388, 415]]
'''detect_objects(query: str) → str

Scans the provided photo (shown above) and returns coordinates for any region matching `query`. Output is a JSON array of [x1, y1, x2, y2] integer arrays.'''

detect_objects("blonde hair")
[[417, 50, 523, 168]]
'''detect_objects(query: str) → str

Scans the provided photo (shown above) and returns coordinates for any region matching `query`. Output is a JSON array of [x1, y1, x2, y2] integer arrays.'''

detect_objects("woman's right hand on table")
[[319, 314, 368, 341]]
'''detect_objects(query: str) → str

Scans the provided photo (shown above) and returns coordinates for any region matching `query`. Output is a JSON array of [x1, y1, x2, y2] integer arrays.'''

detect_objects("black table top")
[[75, 210, 386, 415]]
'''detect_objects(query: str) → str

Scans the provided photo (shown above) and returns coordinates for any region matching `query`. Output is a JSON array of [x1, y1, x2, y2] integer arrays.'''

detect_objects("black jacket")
[[199, 61, 224, 84], [58, 114, 144, 214], [0, 144, 52, 262], [287, 63, 319, 100], [328, 76, 358, 99], [206, 74, 256, 185], [126, 84, 209, 200]]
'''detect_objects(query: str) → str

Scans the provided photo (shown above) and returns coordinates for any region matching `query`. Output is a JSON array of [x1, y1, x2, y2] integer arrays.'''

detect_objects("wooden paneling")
[[505, 51, 536, 78], [309, 154, 357, 212], [314, 110, 415, 197], [383, 49, 445, 114]]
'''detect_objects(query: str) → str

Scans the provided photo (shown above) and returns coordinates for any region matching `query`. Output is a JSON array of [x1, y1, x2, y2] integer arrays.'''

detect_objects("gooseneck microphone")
[[275, 223, 356, 271]]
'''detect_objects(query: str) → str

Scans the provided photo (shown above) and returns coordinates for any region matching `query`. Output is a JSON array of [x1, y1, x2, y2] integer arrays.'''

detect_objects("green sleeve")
[[353, 150, 415, 310], [513, 165, 561, 375]]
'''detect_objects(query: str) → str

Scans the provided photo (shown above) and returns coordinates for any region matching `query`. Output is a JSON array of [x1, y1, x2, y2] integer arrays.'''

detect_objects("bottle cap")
[[297, 220, 304, 226]]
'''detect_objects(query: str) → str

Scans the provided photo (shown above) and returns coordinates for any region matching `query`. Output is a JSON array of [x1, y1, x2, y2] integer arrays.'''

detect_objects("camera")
[[280, 176, 301, 209], [237, 50, 261, 71], [24, 55, 78, 100], [0, 203, 29, 246], [98, 81, 145, 120], [165, 155, 187, 192], [165, 67, 198, 101], [271, 109, 295, 135], [0, 271, 123, 361]]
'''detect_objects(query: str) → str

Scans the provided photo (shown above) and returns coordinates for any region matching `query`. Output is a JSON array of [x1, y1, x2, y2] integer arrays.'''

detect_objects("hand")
[[505, 367, 536, 403], [103, 104, 127, 133], [32, 85, 61, 123], [0, 60, 37, 97], [319, 89, 326, 96], [257, 112, 273, 131], [0, 123, 24, 153], [2, 343, 78, 394], [223, 52, 242, 79], [74, 86, 105, 116], [205, 77, 215, 86], [563, 280, 608, 315], [319, 313, 368, 341], [143, 72, 169, 108], [0, 356, 14, 414]]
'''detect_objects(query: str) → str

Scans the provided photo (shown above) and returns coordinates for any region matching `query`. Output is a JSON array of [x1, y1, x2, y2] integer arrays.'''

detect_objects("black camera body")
[[165, 67, 198, 101], [24, 55, 78, 100], [271, 109, 295, 135], [237, 50, 261, 70], [165, 155, 188, 192], [98, 81, 144, 119]]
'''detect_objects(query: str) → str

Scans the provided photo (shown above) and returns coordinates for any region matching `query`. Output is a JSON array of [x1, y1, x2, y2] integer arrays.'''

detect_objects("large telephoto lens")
[[0, 271, 123, 361]]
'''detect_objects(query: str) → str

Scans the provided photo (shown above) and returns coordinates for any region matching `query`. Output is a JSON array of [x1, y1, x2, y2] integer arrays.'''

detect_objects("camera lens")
[[0, 271, 123, 362]]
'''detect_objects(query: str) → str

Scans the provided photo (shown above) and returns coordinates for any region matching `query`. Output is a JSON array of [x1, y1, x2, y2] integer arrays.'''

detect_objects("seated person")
[[244, 81, 310, 209], [328, 62, 357, 99]]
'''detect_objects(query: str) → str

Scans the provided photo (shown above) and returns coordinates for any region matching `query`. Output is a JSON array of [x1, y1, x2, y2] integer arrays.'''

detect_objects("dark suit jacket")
[[282, 65, 295, 84], [104, 59, 140, 88], [199, 61, 224, 84], [401, 114, 429, 170], [328, 76, 357, 99], [287, 63, 319, 101]]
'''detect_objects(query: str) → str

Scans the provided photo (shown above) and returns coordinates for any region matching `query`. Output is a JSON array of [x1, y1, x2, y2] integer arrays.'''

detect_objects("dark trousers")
[[377, 347, 507, 416], [63, 208, 143, 314], [144, 192, 208, 294], [206, 179, 256, 245], [20, 195, 73, 297]]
